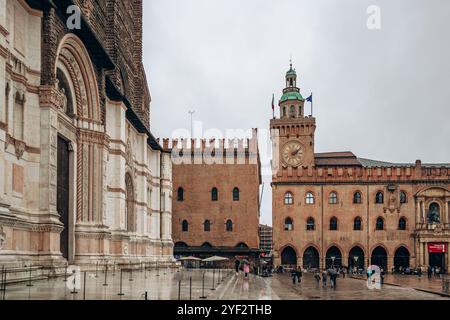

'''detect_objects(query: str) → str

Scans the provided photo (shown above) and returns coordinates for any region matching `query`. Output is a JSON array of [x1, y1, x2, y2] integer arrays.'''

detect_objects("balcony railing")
[[415, 223, 450, 231]]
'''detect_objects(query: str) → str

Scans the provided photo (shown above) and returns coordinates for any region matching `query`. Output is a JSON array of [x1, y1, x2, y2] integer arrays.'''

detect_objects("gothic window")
[[375, 192, 384, 204], [354, 217, 362, 231], [330, 217, 338, 231], [284, 217, 293, 231], [13, 92, 24, 140], [306, 192, 315, 205], [298, 106, 302, 116], [211, 188, 218, 201], [376, 217, 384, 231], [284, 192, 294, 205], [226, 219, 233, 232], [204, 220, 211, 232], [177, 187, 184, 201], [400, 191, 407, 204], [306, 217, 315, 231], [182, 220, 189, 232], [398, 217, 407, 230], [353, 192, 362, 204], [329, 192, 338, 204], [233, 187, 240, 201]]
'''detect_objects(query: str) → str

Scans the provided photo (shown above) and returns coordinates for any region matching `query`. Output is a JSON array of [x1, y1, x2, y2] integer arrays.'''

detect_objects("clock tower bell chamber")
[[270, 64, 316, 177]]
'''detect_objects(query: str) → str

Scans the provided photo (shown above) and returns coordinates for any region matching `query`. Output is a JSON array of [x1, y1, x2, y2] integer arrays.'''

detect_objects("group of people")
[[427, 266, 445, 278], [289, 267, 343, 289]]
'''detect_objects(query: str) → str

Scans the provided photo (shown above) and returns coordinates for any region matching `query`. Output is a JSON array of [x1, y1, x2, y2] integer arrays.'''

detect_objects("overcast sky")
[[142, 0, 450, 226]]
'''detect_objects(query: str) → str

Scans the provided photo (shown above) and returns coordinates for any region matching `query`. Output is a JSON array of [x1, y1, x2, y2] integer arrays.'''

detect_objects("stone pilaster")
[[38, 85, 61, 222]]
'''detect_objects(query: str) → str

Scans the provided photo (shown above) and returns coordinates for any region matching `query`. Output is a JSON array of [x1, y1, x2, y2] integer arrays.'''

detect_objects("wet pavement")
[[2, 269, 449, 300]]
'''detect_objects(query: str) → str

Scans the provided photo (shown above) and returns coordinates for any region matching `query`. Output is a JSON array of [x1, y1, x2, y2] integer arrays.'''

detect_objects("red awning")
[[428, 243, 447, 253]]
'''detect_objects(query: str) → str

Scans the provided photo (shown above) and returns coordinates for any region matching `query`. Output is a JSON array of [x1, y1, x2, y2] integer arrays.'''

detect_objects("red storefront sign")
[[428, 243, 448, 253]]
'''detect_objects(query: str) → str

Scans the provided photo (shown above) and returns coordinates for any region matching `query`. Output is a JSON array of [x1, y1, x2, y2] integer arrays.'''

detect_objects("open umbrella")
[[179, 256, 202, 261], [202, 256, 229, 262]]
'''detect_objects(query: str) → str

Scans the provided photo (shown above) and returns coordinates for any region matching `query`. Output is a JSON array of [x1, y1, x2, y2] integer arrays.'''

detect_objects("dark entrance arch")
[[325, 246, 342, 269], [348, 246, 365, 272], [281, 246, 297, 266], [371, 246, 388, 270], [303, 246, 320, 270], [394, 246, 410, 271]]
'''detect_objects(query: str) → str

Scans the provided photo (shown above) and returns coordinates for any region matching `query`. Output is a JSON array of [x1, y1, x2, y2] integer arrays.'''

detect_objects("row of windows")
[[283, 191, 408, 205], [284, 217, 407, 231], [181, 220, 234, 232], [177, 187, 240, 202]]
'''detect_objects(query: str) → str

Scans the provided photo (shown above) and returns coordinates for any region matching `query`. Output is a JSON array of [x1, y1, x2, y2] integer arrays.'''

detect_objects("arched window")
[[330, 217, 338, 231], [177, 187, 184, 201], [233, 187, 240, 201], [283, 107, 286, 117], [289, 105, 295, 117], [284, 217, 293, 231], [226, 219, 233, 232], [306, 217, 315, 231], [306, 192, 315, 205], [13, 92, 24, 141], [284, 192, 294, 205], [329, 192, 338, 204], [375, 192, 384, 204], [182, 220, 189, 232], [211, 187, 218, 201], [376, 217, 384, 230], [354, 217, 362, 231], [204, 220, 211, 232], [398, 217, 407, 230], [400, 191, 407, 204], [353, 192, 362, 204]]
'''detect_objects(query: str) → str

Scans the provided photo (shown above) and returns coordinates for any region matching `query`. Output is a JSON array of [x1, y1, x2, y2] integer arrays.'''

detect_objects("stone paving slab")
[[1, 269, 449, 300]]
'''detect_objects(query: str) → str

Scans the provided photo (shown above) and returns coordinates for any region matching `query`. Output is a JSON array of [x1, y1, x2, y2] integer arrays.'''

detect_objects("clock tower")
[[270, 63, 316, 175]]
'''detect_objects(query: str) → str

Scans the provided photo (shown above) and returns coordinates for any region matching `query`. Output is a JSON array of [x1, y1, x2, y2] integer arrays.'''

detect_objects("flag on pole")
[[306, 93, 313, 116]]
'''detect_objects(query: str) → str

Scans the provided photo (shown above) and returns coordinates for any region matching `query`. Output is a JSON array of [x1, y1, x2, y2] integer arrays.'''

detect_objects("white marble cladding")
[[0, 1, 173, 267]]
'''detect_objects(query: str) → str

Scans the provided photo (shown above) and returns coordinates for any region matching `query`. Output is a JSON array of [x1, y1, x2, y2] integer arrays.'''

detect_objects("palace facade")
[[163, 131, 262, 261], [271, 64, 450, 272], [0, 0, 173, 267]]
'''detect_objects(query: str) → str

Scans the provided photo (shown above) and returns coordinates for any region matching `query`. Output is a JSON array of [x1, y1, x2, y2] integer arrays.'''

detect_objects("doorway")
[[429, 253, 445, 270], [57, 136, 70, 260]]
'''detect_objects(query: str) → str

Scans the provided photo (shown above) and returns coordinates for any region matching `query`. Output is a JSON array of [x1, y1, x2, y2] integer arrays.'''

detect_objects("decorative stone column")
[[419, 241, 424, 266], [424, 243, 429, 266]]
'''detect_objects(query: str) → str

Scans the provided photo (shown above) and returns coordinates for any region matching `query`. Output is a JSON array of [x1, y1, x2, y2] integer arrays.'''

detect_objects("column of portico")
[[445, 199, 449, 225], [424, 242, 429, 266], [419, 241, 424, 266], [415, 199, 421, 226]]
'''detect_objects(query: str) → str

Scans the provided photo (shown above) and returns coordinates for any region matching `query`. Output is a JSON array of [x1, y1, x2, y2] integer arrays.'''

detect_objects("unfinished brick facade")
[[271, 65, 450, 272]]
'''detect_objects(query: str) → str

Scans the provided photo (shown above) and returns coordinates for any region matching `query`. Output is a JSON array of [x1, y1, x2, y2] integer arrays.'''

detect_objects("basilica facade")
[[271, 64, 450, 272], [0, 0, 173, 267]]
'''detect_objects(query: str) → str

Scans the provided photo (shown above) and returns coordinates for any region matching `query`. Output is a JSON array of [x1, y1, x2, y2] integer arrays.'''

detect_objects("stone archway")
[[303, 246, 320, 270], [281, 246, 297, 266], [371, 246, 388, 270], [348, 246, 365, 272], [325, 246, 343, 269], [394, 246, 410, 271]]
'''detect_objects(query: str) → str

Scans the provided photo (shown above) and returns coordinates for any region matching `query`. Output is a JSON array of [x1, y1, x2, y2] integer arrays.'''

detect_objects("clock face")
[[282, 141, 304, 167]]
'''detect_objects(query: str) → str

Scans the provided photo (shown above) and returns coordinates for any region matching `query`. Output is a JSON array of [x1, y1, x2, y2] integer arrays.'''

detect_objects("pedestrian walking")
[[235, 259, 240, 275], [427, 266, 432, 279], [314, 270, 321, 285], [243, 263, 250, 279], [322, 270, 328, 288], [297, 267, 303, 284], [291, 268, 298, 284]]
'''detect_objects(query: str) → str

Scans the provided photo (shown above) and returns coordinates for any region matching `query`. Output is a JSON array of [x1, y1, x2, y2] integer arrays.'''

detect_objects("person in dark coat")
[[234, 259, 240, 275]]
